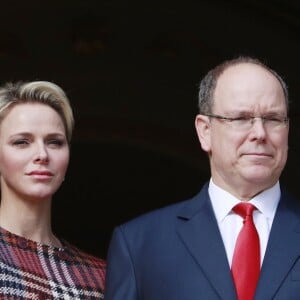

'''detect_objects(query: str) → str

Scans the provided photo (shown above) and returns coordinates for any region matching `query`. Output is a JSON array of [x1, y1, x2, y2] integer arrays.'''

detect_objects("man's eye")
[[268, 117, 281, 122], [232, 117, 250, 122], [264, 116, 284, 123]]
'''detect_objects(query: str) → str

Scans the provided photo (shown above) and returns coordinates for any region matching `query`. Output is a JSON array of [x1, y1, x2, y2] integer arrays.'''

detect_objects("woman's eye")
[[13, 139, 29, 146], [48, 139, 65, 146]]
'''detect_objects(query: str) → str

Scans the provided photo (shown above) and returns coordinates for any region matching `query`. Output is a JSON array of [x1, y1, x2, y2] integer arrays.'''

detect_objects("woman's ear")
[[195, 114, 211, 153]]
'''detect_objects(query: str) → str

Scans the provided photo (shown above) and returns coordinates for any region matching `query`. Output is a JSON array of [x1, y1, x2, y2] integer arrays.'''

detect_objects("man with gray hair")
[[105, 56, 299, 300]]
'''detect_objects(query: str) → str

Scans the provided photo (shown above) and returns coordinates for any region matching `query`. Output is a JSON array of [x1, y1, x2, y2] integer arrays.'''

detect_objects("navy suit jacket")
[[104, 183, 300, 299]]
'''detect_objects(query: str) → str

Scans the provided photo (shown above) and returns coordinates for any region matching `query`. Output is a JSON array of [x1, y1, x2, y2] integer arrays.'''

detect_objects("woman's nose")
[[34, 145, 49, 163]]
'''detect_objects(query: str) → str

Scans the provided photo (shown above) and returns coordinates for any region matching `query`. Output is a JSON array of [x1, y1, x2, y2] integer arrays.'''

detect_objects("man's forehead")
[[215, 63, 283, 95], [218, 62, 270, 80]]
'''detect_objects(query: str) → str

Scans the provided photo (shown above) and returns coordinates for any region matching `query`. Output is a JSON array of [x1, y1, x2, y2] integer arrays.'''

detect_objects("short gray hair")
[[198, 56, 289, 114]]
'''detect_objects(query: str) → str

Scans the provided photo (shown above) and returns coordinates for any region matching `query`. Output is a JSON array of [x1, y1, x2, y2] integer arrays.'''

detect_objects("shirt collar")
[[208, 178, 280, 224]]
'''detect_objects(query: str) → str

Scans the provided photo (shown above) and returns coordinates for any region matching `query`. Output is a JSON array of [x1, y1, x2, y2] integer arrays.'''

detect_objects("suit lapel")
[[176, 186, 237, 299], [255, 193, 300, 299]]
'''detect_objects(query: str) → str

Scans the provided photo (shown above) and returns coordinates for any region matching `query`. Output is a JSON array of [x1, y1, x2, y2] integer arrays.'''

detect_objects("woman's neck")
[[0, 195, 61, 247]]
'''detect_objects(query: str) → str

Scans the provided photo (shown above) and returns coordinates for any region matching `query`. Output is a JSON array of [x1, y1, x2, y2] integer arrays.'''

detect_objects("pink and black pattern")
[[0, 227, 105, 299]]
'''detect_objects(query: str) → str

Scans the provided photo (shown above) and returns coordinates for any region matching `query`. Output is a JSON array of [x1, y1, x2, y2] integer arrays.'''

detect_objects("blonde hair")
[[0, 81, 74, 142]]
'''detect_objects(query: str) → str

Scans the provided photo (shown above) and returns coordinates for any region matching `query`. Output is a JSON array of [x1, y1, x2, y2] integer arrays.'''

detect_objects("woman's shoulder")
[[60, 240, 106, 292], [62, 239, 106, 268]]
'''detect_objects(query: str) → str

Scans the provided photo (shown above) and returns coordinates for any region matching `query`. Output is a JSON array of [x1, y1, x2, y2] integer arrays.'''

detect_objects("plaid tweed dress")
[[0, 226, 105, 299]]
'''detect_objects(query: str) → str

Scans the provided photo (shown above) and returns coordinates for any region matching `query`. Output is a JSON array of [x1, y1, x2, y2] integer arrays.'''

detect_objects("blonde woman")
[[0, 81, 105, 299]]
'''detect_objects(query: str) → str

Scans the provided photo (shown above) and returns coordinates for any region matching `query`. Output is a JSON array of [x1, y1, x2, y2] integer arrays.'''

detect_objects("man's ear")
[[195, 114, 211, 152]]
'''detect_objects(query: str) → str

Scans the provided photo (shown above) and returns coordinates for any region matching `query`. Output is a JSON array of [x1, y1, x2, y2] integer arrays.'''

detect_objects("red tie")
[[231, 203, 260, 300]]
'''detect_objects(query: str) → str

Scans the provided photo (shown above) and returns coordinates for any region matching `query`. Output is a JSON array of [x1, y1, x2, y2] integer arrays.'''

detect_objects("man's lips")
[[242, 152, 273, 160], [243, 152, 272, 156]]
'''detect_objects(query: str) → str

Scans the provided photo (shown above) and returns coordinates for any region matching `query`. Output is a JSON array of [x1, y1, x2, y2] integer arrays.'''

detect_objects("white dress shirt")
[[208, 178, 280, 267]]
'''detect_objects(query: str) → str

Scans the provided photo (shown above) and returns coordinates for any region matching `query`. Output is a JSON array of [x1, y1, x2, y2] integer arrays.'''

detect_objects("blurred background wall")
[[0, 0, 299, 258]]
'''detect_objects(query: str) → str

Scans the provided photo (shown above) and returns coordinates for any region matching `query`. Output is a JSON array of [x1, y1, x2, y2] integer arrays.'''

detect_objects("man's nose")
[[249, 117, 267, 139]]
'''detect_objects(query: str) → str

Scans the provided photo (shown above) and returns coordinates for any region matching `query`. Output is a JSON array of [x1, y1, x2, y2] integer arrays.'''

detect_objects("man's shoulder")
[[280, 188, 300, 212]]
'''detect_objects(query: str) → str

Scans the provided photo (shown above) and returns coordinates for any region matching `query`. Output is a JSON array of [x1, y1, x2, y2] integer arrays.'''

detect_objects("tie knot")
[[233, 202, 256, 219]]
